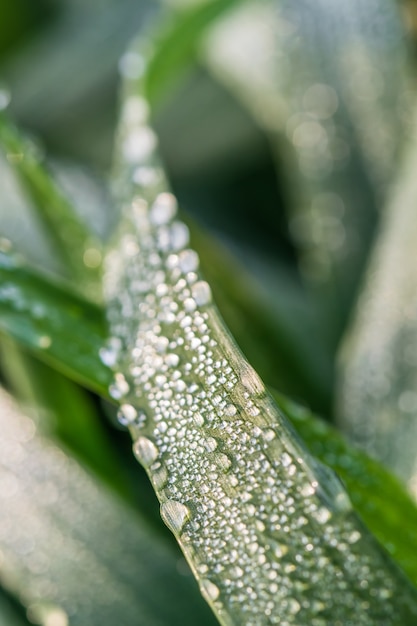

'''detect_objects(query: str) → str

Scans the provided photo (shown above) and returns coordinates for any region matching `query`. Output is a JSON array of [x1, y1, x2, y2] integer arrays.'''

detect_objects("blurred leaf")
[[0, 387, 217, 626], [0, 248, 110, 396], [144, 0, 240, 109], [1, 0, 159, 166], [200, 0, 413, 344], [0, 113, 102, 297], [0, 588, 29, 626], [337, 107, 417, 500], [0, 338, 130, 502]]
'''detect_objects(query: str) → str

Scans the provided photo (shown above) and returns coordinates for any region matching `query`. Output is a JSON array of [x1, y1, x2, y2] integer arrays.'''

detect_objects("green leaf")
[[100, 67, 417, 621], [276, 393, 417, 588], [337, 109, 417, 498], [0, 248, 110, 396], [0, 588, 29, 626], [143, 0, 241, 110], [0, 338, 130, 502], [0, 387, 217, 626], [0, 113, 102, 297], [199, 0, 412, 340]]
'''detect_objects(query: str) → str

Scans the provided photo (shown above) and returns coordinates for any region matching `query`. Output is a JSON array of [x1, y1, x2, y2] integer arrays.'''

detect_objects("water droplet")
[[0, 89, 11, 111], [152, 464, 169, 490], [263, 429, 276, 442], [117, 404, 137, 426], [192, 281, 212, 306], [169, 222, 189, 251], [123, 126, 157, 163], [38, 335, 51, 349], [205, 437, 218, 452], [166, 353, 180, 367], [150, 193, 177, 226], [132, 165, 161, 188], [200, 579, 220, 602], [347, 530, 361, 544], [184, 297, 197, 312], [178, 249, 199, 273], [109, 373, 129, 399], [274, 543, 289, 558], [193, 413, 205, 426], [216, 453, 232, 472], [133, 436, 159, 466], [314, 507, 331, 524], [119, 52, 145, 80], [160, 499, 190, 534], [224, 404, 237, 417]]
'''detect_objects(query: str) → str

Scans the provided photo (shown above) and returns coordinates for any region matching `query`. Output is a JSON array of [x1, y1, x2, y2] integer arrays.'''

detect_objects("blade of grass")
[[0, 112, 102, 298], [101, 68, 417, 622], [0, 247, 110, 395]]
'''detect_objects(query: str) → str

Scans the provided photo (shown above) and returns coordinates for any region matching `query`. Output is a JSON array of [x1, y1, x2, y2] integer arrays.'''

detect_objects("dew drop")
[[169, 222, 189, 251], [178, 249, 199, 273], [132, 165, 161, 187], [0, 89, 11, 111], [263, 429, 276, 442], [288, 598, 301, 615], [186, 298, 199, 313], [192, 281, 212, 306], [123, 126, 157, 163], [224, 404, 237, 417], [38, 335, 52, 349], [300, 482, 316, 497], [152, 465, 169, 490], [155, 336, 169, 353], [165, 353, 180, 367], [314, 507, 332, 524], [160, 499, 190, 534], [200, 579, 220, 602], [117, 403, 137, 426], [150, 193, 177, 226], [193, 413, 205, 426], [109, 373, 130, 399], [274, 543, 289, 558], [133, 436, 159, 466], [216, 453, 232, 472], [347, 530, 361, 544], [205, 437, 218, 452]]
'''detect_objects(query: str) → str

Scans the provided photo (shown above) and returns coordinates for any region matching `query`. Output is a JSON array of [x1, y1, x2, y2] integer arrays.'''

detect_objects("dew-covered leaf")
[[337, 110, 417, 500], [99, 60, 417, 623]]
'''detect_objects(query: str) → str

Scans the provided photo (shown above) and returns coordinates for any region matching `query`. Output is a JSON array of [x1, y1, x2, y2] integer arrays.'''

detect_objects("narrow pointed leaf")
[[0, 112, 102, 296], [101, 75, 417, 623], [0, 248, 110, 395], [0, 387, 217, 626]]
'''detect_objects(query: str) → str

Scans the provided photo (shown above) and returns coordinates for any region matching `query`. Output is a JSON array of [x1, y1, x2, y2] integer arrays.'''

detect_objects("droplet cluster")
[[103, 85, 417, 624]]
